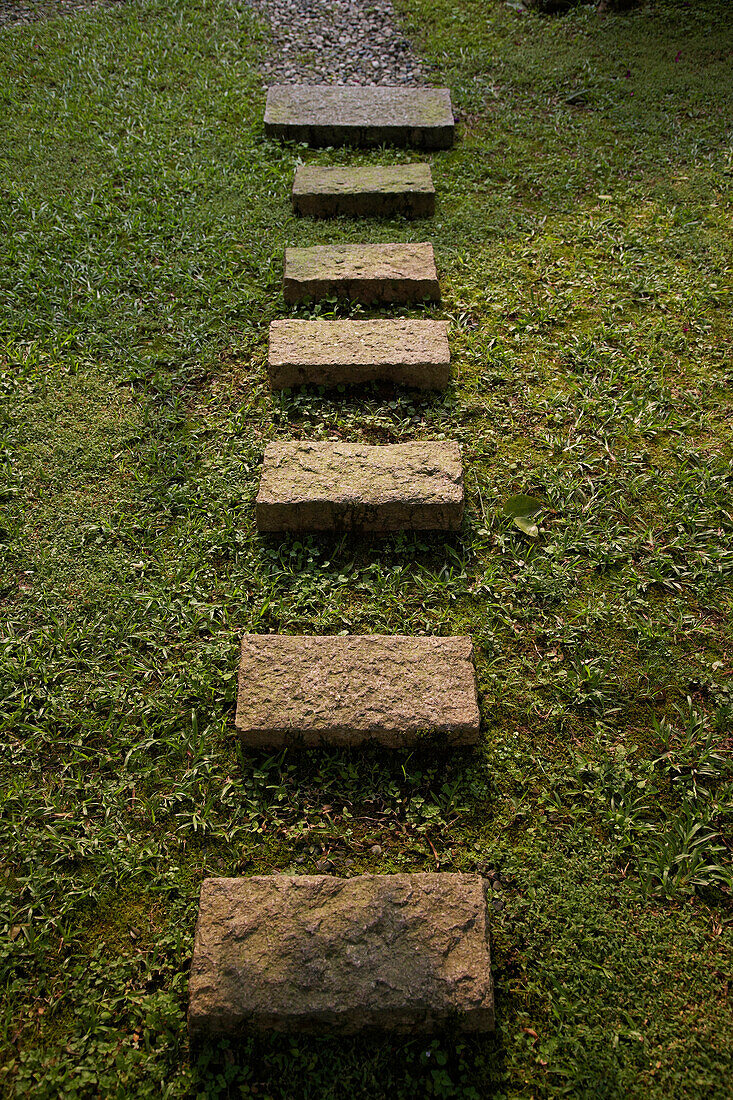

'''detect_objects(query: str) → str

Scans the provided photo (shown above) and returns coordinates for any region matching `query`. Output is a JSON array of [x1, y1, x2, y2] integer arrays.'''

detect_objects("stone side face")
[[235, 634, 480, 747], [292, 164, 435, 218], [268, 319, 450, 389], [283, 243, 440, 305], [188, 873, 494, 1039], [264, 85, 454, 148], [255, 441, 463, 533]]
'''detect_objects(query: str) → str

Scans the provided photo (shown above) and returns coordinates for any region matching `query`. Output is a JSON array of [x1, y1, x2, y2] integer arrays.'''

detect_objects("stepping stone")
[[283, 243, 440, 306], [268, 319, 450, 389], [235, 634, 480, 748], [292, 163, 435, 219], [255, 441, 463, 533], [188, 873, 494, 1040], [264, 85, 454, 149]]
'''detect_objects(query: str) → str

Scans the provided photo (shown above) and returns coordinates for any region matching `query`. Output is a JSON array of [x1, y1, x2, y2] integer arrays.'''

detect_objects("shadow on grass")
[[226, 741, 494, 852], [191, 1029, 506, 1100]]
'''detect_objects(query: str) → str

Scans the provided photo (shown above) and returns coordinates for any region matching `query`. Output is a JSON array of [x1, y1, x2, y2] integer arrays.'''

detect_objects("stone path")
[[188, 874, 494, 1040], [235, 634, 480, 747], [292, 163, 435, 218], [190, 80, 496, 1039], [256, 441, 464, 533], [268, 318, 450, 389], [283, 242, 441, 305], [265, 84, 454, 147]]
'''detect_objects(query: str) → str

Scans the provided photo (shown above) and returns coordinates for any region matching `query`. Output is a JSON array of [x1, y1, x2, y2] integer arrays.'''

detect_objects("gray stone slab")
[[268, 319, 450, 389], [235, 634, 480, 748], [292, 163, 435, 218], [265, 85, 454, 148], [283, 243, 440, 306], [188, 873, 494, 1039], [255, 441, 463, 533]]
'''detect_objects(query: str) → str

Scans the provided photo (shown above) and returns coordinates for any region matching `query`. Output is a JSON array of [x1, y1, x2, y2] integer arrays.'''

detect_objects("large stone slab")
[[235, 634, 480, 748], [292, 163, 435, 218], [264, 85, 454, 148], [268, 319, 450, 389], [283, 243, 440, 306], [255, 441, 463, 533], [188, 873, 494, 1039]]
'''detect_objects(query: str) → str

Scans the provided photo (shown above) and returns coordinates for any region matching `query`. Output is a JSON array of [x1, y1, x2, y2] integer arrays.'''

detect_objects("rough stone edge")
[[292, 188, 435, 219], [268, 354, 449, 388], [255, 496, 463, 533], [265, 121, 454, 149], [282, 274, 441, 305]]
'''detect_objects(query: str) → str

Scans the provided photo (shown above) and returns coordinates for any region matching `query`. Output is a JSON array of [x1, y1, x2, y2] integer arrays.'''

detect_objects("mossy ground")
[[0, 0, 731, 1097]]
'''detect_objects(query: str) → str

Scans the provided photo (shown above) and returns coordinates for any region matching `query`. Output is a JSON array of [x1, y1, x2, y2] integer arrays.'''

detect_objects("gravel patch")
[[0, 0, 124, 30], [248, 0, 430, 86]]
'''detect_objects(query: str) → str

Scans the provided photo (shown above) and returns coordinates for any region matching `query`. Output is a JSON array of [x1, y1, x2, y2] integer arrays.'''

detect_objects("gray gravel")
[[248, 0, 430, 86], [0, 0, 123, 30]]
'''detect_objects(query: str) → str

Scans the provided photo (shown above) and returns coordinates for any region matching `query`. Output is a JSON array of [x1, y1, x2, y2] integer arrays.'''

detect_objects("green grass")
[[0, 0, 731, 1095]]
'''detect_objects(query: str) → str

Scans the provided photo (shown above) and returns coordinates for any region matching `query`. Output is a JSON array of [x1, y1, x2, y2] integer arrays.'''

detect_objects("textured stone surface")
[[265, 85, 454, 148], [283, 243, 440, 305], [292, 163, 435, 218], [235, 634, 480, 747], [255, 441, 463, 533], [268, 319, 450, 389], [188, 873, 494, 1039]]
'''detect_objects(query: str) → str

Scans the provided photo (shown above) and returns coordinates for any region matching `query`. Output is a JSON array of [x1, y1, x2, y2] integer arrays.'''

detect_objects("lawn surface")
[[0, 0, 731, 1096]]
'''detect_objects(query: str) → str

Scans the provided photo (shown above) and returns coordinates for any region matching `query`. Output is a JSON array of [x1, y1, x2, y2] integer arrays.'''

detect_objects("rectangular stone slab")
[[268, 319, 450, 389], [255, 441, 463, 533], [283, 243, 440, 306], [292, 163, 435, 218], [188, 873, 494, 1039], [265, 85, 454, 148], [235, 634, 480, 748]]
